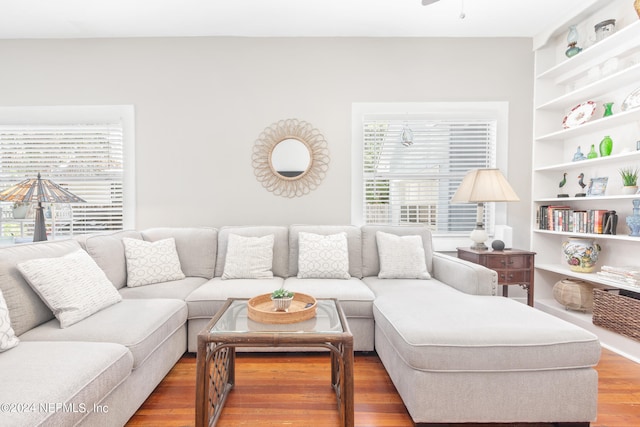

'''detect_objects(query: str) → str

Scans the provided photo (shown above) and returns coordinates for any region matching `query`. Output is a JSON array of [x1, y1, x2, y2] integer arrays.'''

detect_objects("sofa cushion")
[[123, 237, 185, 287], [283, 277, 375, 318], [141, 227, 217, 279], [119, 276, 208, 300], [0, 289, 19, 351], [0, 239, 80, 336], [186, 277, 285, 319], [216, 226, 288, 278], [362, 225, 434, 277], [83, 230, 144, 289], [289, 225, 362, 278], [19, 298, 187, 369], [222, 234, 274, 279], [17, 249, 123, 328], [375, 231, 430, 279], [0, 341, 132, 427], [371, 280, 601, 372], [297, 232, 350, 279]]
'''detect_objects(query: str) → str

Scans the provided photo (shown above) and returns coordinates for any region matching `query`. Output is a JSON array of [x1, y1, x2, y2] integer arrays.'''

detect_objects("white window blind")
[[363, 118, 497, 235], [0, 123, 125, 237]]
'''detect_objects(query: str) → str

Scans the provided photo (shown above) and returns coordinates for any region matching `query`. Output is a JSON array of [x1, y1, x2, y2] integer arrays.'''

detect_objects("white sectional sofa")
[[0, 225, 601, 426]]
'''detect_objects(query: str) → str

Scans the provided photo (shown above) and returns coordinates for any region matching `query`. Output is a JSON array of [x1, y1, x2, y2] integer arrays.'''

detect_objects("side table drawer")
[[486, 255, 527, 269], [496, 270, 529, 284]]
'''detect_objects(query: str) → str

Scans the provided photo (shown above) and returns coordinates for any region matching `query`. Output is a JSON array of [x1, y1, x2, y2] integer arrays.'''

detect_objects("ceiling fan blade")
[[421, 0, 440, 5]]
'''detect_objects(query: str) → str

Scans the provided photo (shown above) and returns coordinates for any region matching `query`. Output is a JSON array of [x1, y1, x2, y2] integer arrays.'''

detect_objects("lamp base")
[[469, 226, 488, 251]]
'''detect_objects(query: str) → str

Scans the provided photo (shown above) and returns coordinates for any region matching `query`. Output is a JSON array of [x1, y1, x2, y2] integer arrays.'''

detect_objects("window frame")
[[351, 102, 510, 252], [0, 105, 136, 236]]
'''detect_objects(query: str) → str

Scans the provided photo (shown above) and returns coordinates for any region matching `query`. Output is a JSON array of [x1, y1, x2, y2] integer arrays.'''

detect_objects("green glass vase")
[[603, 102, 614, 117], [587, 144, 598, 159], [599, 135, 613, 157]]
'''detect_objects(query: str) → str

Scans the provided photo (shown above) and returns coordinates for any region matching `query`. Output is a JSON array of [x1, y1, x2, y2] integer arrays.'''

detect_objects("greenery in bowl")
[[271, 289, 294, 299], [619, 166, 639, 186]]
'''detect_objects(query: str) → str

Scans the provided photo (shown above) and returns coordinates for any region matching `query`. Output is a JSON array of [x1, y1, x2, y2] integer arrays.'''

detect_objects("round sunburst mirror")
[[252, 118, 330, 198]]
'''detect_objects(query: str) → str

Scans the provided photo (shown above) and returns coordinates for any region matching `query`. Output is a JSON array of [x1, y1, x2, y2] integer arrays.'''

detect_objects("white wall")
[[0, 37, 534, 248]]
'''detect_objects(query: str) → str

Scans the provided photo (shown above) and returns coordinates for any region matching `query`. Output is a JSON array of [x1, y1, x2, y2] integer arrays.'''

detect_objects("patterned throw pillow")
[[17, 249, 123, 328], [297, 232, 350, 279], [0, 289, 19, 352], [376, 231, 430, 279], [123, 238, 186, 287], [222, 234, 275, 279]]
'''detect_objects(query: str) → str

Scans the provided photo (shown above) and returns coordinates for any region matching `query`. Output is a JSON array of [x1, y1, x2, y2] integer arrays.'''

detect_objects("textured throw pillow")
[[222, 234, 274, 279], [17, 250, 122, 328], [0, 289, 19, 352], [376, 231, 430, 279], [123, 237, 185, 287], [297, 232, 350, 279]]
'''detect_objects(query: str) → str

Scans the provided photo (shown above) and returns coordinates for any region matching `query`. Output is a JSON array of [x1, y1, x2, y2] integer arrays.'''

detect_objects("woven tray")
[[247, 293, 317, 324], [593, 288, 640, 342]]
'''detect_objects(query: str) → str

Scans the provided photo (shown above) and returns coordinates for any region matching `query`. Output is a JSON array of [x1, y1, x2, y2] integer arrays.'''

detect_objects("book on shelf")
[[596, 265, 640, 288], [538, 206, 617, 235]]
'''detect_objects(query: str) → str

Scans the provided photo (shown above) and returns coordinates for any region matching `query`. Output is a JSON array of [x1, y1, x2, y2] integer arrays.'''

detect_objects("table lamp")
[[450, 168, 519, 250], [0, 173, 85, 242]]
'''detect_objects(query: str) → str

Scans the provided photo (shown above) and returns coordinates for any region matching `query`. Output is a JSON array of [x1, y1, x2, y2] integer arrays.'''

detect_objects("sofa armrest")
[[432, 252, 498, 296]]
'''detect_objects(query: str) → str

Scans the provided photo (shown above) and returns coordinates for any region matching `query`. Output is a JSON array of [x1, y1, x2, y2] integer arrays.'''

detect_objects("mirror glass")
[[270, 139, 311, 178]]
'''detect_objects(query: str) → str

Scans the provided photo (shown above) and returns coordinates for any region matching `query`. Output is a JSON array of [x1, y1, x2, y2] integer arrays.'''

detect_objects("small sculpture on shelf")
[[572, 146, 586, 161], [603, 211, 618, 235], [575, 173, 587, 197], [558, 172, 569, 198]]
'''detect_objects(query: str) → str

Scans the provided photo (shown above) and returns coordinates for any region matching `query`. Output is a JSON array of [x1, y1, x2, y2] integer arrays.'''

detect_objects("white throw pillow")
[[376, 231, 430, 279], [297, 232, 350, 279], [222, 234, 274, 279], [0, 289, 19, 352], [17, 249, 122, 328], [123, 237, 185, 287]]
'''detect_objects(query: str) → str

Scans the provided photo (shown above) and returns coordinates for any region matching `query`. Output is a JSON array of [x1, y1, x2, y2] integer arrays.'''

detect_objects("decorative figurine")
[[576, 173, 587, 197], [558, 172, 569, 198], [572, 146, 587, 161]]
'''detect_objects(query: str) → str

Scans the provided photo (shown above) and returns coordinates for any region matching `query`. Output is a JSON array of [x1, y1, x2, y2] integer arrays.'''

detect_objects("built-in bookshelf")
[[532, 0, 640, 361]]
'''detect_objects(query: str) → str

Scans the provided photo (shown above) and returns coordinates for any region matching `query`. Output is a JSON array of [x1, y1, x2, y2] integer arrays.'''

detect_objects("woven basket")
[[593, 288, 640, 342]]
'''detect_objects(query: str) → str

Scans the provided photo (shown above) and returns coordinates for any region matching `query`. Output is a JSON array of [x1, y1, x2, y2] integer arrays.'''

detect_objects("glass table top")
[[209, 299, 344, 334]]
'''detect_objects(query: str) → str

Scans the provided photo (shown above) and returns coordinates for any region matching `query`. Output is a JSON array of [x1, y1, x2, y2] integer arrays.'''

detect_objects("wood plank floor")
[[126, 348, 640, 427]]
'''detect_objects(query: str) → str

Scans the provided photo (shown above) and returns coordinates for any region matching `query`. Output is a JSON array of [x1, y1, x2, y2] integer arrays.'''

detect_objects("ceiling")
[[0, 0, 588, 39]]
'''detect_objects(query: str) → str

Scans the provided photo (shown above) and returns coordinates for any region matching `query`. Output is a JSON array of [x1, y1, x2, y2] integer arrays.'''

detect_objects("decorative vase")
[[553, 279, 595, 311], [11, 204, 29, 219], [599, 135, 613, 157], [562, 237, 601, 273], [626, 199, 640, 237], [272, 296, 293, 312], [603, 102, 614, 117], [587, 144, 598, 159]]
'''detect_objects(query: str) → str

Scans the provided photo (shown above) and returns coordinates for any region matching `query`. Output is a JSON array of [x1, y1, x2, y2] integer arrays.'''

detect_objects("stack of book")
[[596, 265, 640, 288], [537, 206, 617, 234]]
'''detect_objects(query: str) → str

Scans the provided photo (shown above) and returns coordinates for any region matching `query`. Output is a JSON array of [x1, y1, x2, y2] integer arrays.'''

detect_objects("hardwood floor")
[[126, 348, 640, 427]]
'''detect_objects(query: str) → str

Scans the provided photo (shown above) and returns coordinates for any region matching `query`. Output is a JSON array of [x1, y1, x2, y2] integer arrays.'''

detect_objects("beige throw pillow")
[[0, 289, 19, 352], [297, 232, 350, 279], [222, 234, 274, 279], [17, 249, 122, 328], [376, 231, 430, 279], [123, 237, 185, 287]]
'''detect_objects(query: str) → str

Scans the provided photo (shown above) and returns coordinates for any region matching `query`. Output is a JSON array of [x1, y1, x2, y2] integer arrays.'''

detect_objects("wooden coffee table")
[[195, 298, 354, 427]]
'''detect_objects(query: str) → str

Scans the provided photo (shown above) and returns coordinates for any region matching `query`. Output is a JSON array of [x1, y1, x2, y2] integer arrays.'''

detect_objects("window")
[[352, 103, 508, 251], [0, 106, 135, 240]]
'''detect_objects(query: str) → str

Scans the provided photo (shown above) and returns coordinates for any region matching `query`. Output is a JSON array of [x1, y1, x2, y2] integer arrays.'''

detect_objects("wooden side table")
[[457, 247, 536, 307]]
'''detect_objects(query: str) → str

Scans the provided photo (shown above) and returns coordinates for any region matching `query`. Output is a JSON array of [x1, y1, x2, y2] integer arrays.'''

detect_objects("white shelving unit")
[[532, 0, 640, 361]]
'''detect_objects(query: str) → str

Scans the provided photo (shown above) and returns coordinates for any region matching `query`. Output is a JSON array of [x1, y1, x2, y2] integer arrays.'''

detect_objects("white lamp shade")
[[451, 168, 519, 203]]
